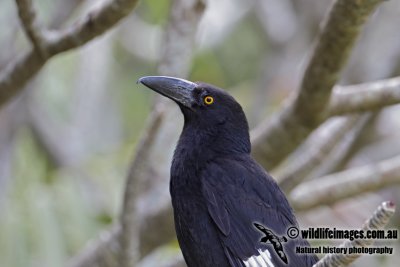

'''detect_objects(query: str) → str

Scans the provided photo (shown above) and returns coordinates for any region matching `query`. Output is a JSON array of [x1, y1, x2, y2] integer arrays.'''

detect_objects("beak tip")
[[137, 77, 146, 85]]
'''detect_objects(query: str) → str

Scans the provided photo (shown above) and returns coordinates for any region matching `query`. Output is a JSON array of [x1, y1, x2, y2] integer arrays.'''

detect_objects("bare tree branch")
[[119, 0, 206, 265], [137, 244, 185, 267], [278, 115, 360, 193], [329, 76, 400, 116], [270, 75, 400, 193], [15, 0, 47, 57], [290, 155, 400, 211], [157, 0, 206, 78], [119, 109, 165, 267], [0, 0, 140, 107], [307, 113, 375, 178], [67, 1, 206, 266], [64, 72, 168, 267], [313, 201, 396, 267], [67, 225, 122, 267], [45, 0, 139, 55], [251, 0, 384, 169]]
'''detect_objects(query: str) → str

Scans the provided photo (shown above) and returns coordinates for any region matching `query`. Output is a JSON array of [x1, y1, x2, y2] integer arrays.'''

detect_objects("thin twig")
[[278, 115, 360, 193], [290, 155, 400, 211], [67, 225, 122, 267], [119, 109, 165, 267], [137, 244, 185, 267], [251, 0, 384, 169], [15, 0, 48, 57], [313, 201, 396, 267], [329, 76, 400, 116], [311, 113, 375, 176]]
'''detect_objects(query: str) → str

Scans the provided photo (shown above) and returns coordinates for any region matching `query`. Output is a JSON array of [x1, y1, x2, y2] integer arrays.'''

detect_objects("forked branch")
[[251, 0, 384, 169]]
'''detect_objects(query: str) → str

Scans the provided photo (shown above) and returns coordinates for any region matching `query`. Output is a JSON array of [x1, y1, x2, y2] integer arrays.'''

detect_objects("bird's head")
[[138, 76, 250, 154]]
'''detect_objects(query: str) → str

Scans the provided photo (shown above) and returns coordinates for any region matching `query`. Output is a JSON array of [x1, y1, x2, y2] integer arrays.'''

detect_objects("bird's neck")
[[180, 122, 250, 157], [171, 123, 250, 194]]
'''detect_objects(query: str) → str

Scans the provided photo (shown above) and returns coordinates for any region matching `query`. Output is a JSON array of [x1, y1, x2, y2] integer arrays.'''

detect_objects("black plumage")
[[138, 76, 318, 267]]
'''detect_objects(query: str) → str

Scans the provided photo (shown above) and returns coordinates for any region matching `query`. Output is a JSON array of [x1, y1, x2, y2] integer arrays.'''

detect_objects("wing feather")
[[201, 155, 318, 267], [203, 183, 230, 235]]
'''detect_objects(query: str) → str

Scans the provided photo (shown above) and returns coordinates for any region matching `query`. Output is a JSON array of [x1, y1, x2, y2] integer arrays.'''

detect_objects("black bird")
[[138, 76, 318, 267]]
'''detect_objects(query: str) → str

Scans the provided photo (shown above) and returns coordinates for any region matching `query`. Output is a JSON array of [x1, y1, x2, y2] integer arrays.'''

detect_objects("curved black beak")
[[137, 76, 197, 108]]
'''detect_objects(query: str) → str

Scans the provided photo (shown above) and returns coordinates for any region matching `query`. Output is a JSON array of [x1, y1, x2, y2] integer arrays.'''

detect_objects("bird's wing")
[[201, 156, 317, 267]]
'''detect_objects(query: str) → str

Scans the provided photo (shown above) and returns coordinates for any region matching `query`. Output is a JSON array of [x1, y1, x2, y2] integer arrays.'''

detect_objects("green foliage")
[[212, 17, 268, 87], [0, 127, 131, 266], [138, 0, 171, 25]]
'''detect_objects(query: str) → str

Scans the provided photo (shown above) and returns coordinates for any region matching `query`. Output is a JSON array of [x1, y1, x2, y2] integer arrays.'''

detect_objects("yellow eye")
[[204, 96, 214, 105]]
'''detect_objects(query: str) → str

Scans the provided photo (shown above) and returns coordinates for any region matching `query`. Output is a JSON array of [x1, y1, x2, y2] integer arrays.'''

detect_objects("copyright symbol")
[[287, 226, 299, 239]]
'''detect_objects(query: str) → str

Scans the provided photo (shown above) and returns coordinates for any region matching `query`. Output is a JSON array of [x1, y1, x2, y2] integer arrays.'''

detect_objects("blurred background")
[[0, 0, 399, 266]]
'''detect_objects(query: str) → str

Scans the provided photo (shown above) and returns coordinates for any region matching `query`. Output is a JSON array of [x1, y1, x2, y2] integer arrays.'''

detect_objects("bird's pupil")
[[205, 96, 213, 105]]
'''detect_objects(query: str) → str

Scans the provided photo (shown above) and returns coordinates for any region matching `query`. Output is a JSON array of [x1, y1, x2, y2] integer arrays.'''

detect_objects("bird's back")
[[171, 150, 318, 267]]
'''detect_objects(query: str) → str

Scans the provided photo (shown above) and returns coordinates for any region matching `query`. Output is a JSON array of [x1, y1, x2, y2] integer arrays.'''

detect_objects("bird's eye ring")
[[204, 96, 214, 105]]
